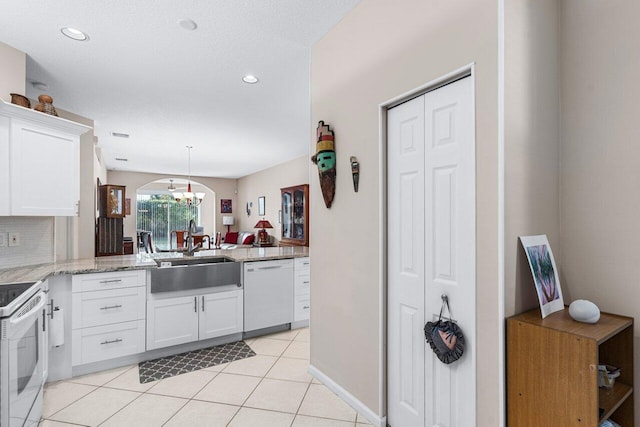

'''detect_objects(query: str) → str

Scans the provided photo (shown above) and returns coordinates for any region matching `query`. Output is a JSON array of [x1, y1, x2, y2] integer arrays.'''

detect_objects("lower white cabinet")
[[147, 289, 243, 350], [200, 291, 244, 340], [293, 257, 310, 326], [71, 270, 147, 366]]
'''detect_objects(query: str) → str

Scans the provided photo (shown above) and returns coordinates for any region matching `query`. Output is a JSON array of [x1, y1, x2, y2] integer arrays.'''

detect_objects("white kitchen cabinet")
[[71, 270, 146, 366], [146, 295, 199, 350], [199, 290, 243, 341], [0, 100, 90, 216], [147, 288, 243, 350], [293, 257, 310, 327]]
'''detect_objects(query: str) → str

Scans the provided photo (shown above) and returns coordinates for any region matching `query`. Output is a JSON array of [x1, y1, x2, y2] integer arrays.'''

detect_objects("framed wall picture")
[[221, 199, 232, 213], [124, 198, 131, 216], [520, 234, 564, 318], [258, 196, 265, 216]]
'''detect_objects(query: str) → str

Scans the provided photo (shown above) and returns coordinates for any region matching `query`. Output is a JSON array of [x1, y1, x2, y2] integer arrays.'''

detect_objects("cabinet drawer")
[[72, 286, 146, 329], [72, 270, 146, 293], [294, 276, 310, 296], [294, 257, 310, 271], [294, 295, 310, 321], [72, 320, 145, 366]]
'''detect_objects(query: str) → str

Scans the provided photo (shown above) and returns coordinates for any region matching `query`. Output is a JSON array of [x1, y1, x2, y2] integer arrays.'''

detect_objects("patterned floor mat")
[[138, 341, 256, 383]]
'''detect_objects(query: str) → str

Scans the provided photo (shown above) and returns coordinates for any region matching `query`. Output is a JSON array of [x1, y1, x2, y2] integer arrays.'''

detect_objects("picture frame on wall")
[[221, 199, 232, 213], [520, 234, 564, 318], [258, 196, 265, 216]]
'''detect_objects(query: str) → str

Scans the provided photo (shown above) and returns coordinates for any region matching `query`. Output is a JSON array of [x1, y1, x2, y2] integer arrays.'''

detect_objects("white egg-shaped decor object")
[[569, 300, 600, 323]]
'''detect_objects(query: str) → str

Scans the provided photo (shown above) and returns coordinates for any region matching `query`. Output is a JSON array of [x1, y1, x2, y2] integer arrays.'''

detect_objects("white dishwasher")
[[243, 259, 294, 332]]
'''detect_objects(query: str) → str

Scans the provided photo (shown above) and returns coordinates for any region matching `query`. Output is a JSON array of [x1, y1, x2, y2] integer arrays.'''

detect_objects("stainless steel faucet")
[[186, 219, 202, 256]]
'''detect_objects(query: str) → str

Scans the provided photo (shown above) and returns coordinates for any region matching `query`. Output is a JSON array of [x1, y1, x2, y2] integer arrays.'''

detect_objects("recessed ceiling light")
[[178, 19, 198, 31], [60, 27, 89, 41], [111, 132, 130, 138], [242, 75, 259, 84], [115, 158, 128, 162], [31, 81, 49, 91]]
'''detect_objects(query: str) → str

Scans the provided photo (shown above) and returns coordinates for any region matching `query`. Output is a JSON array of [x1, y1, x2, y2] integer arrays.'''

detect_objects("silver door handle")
[[100, 304, 123, 310], [194, 296, 197, 312], [100, 338, 123, 345], [99, 279, 122, 284], [202, 296, 205, 312]]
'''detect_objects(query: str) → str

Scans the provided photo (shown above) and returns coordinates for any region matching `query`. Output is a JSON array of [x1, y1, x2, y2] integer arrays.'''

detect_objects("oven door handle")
[[10, 292, 46, 326]]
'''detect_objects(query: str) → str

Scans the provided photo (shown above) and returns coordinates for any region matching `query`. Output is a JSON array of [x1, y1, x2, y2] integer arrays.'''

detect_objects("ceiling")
[[0, 0, 360, 178]]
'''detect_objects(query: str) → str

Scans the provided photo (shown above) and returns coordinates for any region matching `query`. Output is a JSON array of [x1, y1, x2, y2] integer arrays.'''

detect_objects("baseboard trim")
[[308, 364, 387, 427]]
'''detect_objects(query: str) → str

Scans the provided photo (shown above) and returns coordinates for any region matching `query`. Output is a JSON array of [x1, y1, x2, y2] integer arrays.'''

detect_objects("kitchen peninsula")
[[0, 246, 309, 285], [0, 246, 310, 383]]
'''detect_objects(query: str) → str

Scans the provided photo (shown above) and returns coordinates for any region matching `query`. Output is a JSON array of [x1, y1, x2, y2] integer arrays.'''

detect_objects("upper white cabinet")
[[0, 100, 91, 216]]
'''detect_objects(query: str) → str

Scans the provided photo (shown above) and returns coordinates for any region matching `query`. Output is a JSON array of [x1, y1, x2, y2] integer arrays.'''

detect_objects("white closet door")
[[387, 94, 426, 427], [388, 76, 475, 427]]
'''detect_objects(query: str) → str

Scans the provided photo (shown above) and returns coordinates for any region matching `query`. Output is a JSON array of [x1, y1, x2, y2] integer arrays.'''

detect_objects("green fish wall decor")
[[311, 121, 336, 208]]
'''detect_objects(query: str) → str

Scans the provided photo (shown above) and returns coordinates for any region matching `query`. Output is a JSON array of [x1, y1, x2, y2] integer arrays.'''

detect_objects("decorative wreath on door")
[[424, 295, 465, 364]]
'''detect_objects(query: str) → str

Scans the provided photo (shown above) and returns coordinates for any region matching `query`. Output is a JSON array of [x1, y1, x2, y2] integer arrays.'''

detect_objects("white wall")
[[311, 0, 499, 423], [504, 0, 561, 316], [560, 1, 640, 423], [236, 156, 309, 241], [0, 41, 25, 102]]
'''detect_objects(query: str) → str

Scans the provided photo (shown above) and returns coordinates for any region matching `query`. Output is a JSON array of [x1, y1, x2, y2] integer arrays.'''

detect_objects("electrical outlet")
[[0, 233, 6, 247], [9, 232, 20, 247]]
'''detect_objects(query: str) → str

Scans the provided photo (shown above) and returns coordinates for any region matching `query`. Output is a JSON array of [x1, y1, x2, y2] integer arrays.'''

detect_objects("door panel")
[[388, 76, 475, 427], [387, 95, 425, 427], [424, 77, 475, 427], [199, 290, 243, 340]]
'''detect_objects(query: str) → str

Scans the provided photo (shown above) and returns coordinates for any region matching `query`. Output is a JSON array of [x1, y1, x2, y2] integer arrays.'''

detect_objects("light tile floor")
[[41, 327, 374, 427]]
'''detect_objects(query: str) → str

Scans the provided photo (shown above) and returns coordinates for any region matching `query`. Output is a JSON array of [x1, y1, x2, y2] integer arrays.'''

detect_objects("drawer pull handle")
[[258, 266, 282, 270], [100, 338, 123, 345], [100, 304, 123, 311], [303, 262, 309, 265], [99, 279, 122, 284], [194, 296, 197, 313], [303, 281, 310, 284], [303, 306, 310, 309]]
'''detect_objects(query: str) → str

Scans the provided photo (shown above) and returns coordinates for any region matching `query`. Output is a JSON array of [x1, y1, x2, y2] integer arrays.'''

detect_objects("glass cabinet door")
[[282, 191, 293, 239], [293, 189, 305, 240], [280, 184, 309, 246]]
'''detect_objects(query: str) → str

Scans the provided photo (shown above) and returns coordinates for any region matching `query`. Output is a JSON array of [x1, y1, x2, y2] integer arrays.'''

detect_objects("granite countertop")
[[0, 246, 310, 285]]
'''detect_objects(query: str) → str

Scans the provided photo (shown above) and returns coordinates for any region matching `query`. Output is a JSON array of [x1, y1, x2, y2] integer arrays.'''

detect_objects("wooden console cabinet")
[[507, 308, 634, 426]]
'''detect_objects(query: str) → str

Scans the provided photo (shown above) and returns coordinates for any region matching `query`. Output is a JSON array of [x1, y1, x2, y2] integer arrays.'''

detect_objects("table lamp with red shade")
[[254, 219, 273, 245]]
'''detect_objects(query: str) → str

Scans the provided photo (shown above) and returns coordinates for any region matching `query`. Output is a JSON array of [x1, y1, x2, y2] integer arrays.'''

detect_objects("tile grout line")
[[43, 329, 310, 426]]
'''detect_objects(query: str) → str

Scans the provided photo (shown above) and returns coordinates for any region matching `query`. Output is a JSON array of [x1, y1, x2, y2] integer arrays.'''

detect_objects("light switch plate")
[[9, 232, 20, 247], [0, 233, 6, 247]]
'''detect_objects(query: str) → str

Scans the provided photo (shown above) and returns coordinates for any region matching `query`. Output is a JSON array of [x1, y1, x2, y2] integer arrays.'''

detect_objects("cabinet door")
[[199, 290, 243, 340], [147, 295, 199, 350], [10, 119, 80, 216], [281, 190, 293, 239]]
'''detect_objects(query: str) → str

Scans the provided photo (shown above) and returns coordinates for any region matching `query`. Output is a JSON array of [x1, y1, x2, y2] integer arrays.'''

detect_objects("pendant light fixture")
[[167, 179, 176, 192], [173, 146, 205, 206]]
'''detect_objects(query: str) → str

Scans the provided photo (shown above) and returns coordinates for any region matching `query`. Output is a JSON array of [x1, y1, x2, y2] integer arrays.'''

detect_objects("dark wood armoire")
[[96, 185, 126, 256]]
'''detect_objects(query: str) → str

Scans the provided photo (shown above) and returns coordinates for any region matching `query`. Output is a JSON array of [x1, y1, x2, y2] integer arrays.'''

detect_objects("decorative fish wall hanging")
[[311, 121, 336, 208]]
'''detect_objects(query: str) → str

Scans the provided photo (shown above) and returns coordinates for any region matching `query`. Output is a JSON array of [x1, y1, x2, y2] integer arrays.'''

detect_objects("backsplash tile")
[[0, 217, 54, 269]]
